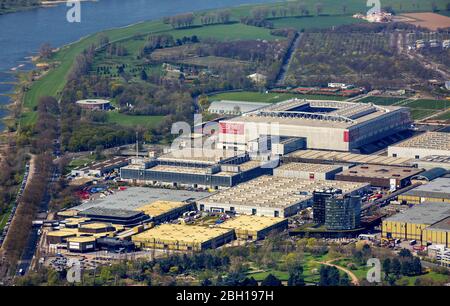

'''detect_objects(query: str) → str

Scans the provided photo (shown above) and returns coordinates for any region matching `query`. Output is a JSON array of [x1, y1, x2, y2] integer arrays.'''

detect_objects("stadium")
[[218, 99, 411, 152]]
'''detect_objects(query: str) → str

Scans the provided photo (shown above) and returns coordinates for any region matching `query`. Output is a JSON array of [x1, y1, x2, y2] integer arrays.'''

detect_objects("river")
[[0, 0, 280, 130]]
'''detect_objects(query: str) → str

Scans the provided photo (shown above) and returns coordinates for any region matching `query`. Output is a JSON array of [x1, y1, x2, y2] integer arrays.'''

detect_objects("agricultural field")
[[398, 12, 450, 31], [209, 91, 346, 103], [433, 109, 450, 120]]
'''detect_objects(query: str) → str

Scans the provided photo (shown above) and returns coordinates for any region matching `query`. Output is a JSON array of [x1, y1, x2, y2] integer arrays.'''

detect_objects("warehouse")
[[335, 164, 423, 189], [72, 187, 210, 212], [135, 201, 194, 223], [382, 202, 450, 246], [398, 177, 450, 204], [77, 208, 151, 227], [47, 230, 77, 244], [413, 155, 450, 171], [208, 100, 268, 115], [422, 217, 450, 248], [284, 149, 412, 167], [388, 132, 450, 159], [67, 236, 97, 253], [197, 176, 369, 218], [120, 150, 272, 189], [410, 167, 447, 184], [218, 99, 411, 152], [78, 222, 116, 234], [71, 157, 129, 177], [132, 224, 235, 251], [219, 215, 288, 240], [273, 162, 343, 180]]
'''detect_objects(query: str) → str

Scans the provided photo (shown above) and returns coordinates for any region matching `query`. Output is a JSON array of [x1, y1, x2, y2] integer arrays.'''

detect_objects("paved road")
[[275, 32, 302, 86]]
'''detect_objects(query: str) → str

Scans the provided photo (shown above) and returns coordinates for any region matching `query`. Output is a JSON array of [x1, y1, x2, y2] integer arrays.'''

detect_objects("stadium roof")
[[384, 202, 450, 224], [226, 99, 407, 128]]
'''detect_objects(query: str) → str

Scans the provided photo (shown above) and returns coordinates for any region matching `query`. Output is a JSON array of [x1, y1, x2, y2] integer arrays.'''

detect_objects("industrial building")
[[70, 157, 129, 177], [388, 132, 450, 159], [47, 230, 77, 244], [410, 168, 447, 184], [218, 99, 411, 152], [77, 208, 151, 227], [78, 222, 116, 234], [284, 149, 412, 167], [208, 100, 268, 116], [413, 155, 450, 171], [72, 187, 210, 212], [382, 202, 450, 247], [75, 99, 111, 111], [313, 188, 362, 230], [131, 224, 235, 251], [197, 176, 369, 218], [120, 149, 272, 189], [335, 164, 423, 189], [218, 215, 288, 240], [273, 162, 343, 180], [398, 177, 450, 204], [67, 236, 97, 253], [135, 201, 194, 223]]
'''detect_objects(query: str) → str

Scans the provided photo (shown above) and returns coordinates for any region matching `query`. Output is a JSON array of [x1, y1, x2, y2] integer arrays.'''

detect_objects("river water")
[[0, 0, 280, 130]]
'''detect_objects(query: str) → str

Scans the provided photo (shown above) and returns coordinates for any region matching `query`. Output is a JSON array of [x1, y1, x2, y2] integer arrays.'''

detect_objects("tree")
[[140, 69, 148, 81], [382, 258, 391, 277], [39, 43, 53, 59], [412, 257, 422, 276], [201, 278, 212, 286], [261, 274, 282, 286], [391, 258, 401, 278], [288, 269, 305, 286], [399, 249, 412, 258], [339, 273, 350, 286]]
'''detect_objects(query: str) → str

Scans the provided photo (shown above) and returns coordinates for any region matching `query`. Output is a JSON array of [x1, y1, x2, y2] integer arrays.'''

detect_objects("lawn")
[[246, 270, 290, 282], [271, 15, 365, 30], [106, 112, 164, 128], [209, 91, 346, 103], [403, 99, 450, 110], [433, 109, 450, 120], [358, 96, 407, 105]]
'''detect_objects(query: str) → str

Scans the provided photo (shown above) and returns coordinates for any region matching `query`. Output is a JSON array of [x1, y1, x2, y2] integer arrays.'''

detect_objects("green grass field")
[[358, 96, 407, 105], [106, 112, 164, 128], [433, 109, 450, 120], [271, 15, 364, 30], [209, 91, 346, 103], [403, 99, 450, 110]]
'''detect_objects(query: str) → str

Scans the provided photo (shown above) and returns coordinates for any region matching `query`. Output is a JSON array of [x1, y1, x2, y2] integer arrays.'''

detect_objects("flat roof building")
[[120, 150, 272, 189], [218, 215, 288, 240], [219, 99, 411, 152], [131, 224, 235, 251], [335, 164, 423, 189], [413, 155, 450, 171], [135, 201, 194, 223], [197, 175, 369, 218], [72, 187, 210, 212], [388, 132, 450, 159], [382, 202, 450, 247], [398, 177, 450, 204], [67, 236, 97, 253], [77, 207, 151, 227], [273, 162, 343, 180], [284, 149, 412, 166]]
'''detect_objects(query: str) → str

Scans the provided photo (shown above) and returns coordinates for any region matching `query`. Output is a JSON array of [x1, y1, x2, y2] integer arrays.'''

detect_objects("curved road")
[[314, 258, 360, 286]]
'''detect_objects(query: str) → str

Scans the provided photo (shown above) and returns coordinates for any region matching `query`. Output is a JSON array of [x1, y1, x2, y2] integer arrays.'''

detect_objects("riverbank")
[[0, 0, 97, 16]]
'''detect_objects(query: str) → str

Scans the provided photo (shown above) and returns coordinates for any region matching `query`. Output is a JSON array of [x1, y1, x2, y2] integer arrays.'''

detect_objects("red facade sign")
[[220, 122, 244, 135]]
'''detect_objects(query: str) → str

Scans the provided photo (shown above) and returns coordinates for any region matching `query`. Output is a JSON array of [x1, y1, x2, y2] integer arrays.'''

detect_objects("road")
[[274, 32, 302, 86]]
